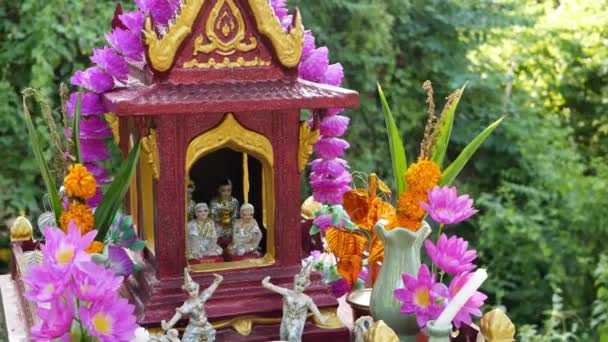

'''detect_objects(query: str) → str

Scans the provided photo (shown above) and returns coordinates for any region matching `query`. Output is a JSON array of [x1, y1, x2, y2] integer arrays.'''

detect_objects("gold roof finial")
[[480, 308, 516, 342], [10, 216, 34, 242]]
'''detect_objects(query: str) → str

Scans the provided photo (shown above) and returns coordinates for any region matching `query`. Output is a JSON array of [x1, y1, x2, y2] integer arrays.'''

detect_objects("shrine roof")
[[102, 78, 359, 115]]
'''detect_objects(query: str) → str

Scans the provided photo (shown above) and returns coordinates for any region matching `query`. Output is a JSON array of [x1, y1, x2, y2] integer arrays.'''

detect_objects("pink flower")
[[321, 63, 344, 87], [448, 273, 487, 328], [85, 162, 109, 184], [310, 158, 349, 178], [425, 234, 477, 275], [319, 115, 350, 137], [313, 213, 335, 232], [299, 47, 329, 82], [67, 92, 105, 116], [87, 188, 104, 208], [394, 264, 448, 328], [270, 0, 289, 23], [30, 297, 74, 341], [71, 261, 124, 302], [420, 186, 479, 225], [80, 293, 138, 342], [91, 47, 129, 82], [330, 278, 351, 297], [313, 137, 350, 159], [71, 67, 115, 94], [65, 116, 113, 140], [40, 223, 97, 270], [23, 263, 69, 302], [105, 28, 144, 62], [108, 246, 135, 277], [301, 31, 316, 60], [136, 0, 177, 27], [81, 139, 111, 162], [119, 11, 145, 34]]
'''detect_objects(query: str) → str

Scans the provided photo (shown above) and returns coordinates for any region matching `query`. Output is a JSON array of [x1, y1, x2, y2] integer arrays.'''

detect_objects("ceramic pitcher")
[[370, 219, 432, 342]]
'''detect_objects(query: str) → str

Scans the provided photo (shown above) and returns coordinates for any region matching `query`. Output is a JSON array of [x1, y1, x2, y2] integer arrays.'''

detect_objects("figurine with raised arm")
[[262, 263, 328, 342], [227, 203, 263, 257], [210, 179, 239, 245], [161, 269, 223, 342], [187, 203, 223, 261]]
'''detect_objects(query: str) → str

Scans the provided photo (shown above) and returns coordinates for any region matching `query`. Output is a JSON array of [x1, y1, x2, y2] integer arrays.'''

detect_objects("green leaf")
[[21, 89, 62, 223], [431, 84, 466, 167], [378, 83, 407, 195], [310, 225, 320, 235], [121, 229, 135, 242], [94, 139, 141, 242], [440, 116, 505, 186], [128, 239, 146, 251], [72, 88, 83, 163]]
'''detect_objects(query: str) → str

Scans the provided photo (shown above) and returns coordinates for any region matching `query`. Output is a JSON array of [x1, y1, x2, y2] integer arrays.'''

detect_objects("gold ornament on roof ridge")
[[10, 216, 33, 242], [480, 308, 516, 342], [143, 0, 207, 72], [193, 0, 258, 56]]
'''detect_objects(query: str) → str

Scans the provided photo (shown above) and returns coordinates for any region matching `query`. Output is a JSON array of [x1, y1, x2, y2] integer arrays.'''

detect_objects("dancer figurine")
[[210, 179, 239, 244], [227, 203, 262, 257], [262, 263, 327, 342], [161, 269, 223, 342], [187, 203, 223, 260]]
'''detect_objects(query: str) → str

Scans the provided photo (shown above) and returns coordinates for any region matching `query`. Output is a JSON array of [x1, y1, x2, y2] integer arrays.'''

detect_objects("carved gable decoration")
[[143, 0, 304, 75]]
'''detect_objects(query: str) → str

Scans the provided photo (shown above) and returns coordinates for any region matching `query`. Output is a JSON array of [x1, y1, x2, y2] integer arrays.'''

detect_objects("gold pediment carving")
[[143, 0, 304, 72]]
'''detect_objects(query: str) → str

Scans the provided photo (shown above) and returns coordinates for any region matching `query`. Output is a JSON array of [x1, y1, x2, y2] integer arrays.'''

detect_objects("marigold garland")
[[85, 241, 104, 254], [404, 159, 441, 193], [60, 202, 95, 234], [64, 164, 97, 200]]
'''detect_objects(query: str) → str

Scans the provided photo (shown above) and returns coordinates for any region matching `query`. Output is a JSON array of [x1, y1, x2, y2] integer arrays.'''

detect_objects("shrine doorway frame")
[[184, 113, 276, 272]]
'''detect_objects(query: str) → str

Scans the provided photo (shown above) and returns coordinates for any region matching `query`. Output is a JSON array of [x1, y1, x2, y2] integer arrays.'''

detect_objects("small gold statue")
[[262, 263, 327, 342], [161, 269, 223, 342], [227, 203, 263, 257], [210, 179, 239, 242], [186, 203, 223, 260]]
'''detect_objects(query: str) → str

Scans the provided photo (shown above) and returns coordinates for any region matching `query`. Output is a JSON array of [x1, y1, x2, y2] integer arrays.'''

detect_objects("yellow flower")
[[64, 164, 97, 200], [60, 202, 95, 234], [404, 159, 441, 193], [396, 189, 427, 221], [85, 241, 104, 254]]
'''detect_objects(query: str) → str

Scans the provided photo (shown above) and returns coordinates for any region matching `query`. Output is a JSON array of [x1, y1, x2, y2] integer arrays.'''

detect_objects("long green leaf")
[[378, 83, 408, 195], [440, 116, 505, 186], [22, 89, 63, 223], [94, 139, 141, 241], [431, 83, 466, 167], [72, 89, 83, 163]]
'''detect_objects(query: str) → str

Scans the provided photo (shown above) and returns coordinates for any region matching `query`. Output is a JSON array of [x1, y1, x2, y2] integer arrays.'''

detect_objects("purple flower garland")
[[73, 0, 352, 210]]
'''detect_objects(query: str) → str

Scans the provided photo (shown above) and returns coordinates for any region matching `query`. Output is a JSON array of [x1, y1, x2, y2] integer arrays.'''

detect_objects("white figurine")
[[161, 269, 223, 342], [186, 203, 223, 260], [262, 263, 328, 342], [227, 203, 262, 256]]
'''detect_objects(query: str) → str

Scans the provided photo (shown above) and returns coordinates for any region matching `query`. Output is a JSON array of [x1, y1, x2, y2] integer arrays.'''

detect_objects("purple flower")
[[65, 116, 113, 140], [321, 63, 344, 87], [310, 158, 349, 178], [40, 222, 97, 270], [30, 297, 73, 341], [85, 162, 109, 184], [311, 184, 351, 205], [23, 263, 69, 302], [136, 0, 177, 27], [108, 246, 135, 277], [67, 92, 105, 116], [299, 47, 329, 82], [119, 11, 145, 34], [319, 115, 350, 137], [312, 213, 334, 232], [270, 0, 289, 23], [91, 47, 129, 82], [71, 261, 124, 302], [81, 139, 111, 162], [420, 186, 479, 225], [71, 67, 115, 94], [330, 278, 351, 297], [425, 234, 477, 275], [87, 188, 104, 208], [448, 273, 487, 328], [106, 28, 144, 61], [301, 31, 316, 61], [80, 293, 138, 342], [393, 264, 448, 328], [313, 137, 350, 159]]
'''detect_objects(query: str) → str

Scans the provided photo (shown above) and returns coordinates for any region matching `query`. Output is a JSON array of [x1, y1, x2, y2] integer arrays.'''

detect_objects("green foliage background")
[[0, 0, 607, 339]]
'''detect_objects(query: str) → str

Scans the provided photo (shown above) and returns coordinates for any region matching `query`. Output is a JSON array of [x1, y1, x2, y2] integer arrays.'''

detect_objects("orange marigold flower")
[[64, 164, 97, 200], [404, 159, 441, 193], [60, 202, 95, 234], [85, 241, 104, 254], [396, 189, 427, 221]]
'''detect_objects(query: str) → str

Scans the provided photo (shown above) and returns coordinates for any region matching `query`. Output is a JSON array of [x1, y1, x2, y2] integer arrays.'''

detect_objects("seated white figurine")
[[187, 203, 223, 260], [227, 203, 263, 256]]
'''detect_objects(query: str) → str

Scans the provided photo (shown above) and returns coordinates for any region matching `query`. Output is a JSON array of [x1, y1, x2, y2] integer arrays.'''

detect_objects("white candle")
[[435, 268, 488, 327]]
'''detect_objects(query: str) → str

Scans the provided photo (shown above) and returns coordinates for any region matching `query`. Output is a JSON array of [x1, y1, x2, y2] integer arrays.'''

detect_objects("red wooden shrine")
[[102, 0, 358, 340]]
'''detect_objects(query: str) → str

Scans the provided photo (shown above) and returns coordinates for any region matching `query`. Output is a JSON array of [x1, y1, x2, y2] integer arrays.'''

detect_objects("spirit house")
[[102, 0, 358, 339]]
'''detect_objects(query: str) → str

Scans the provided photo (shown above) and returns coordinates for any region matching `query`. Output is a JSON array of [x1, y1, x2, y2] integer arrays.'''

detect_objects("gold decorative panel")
[[298, 122, 319, 172], [142, 129, 160, 180], [183, 56, 271, 69]]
